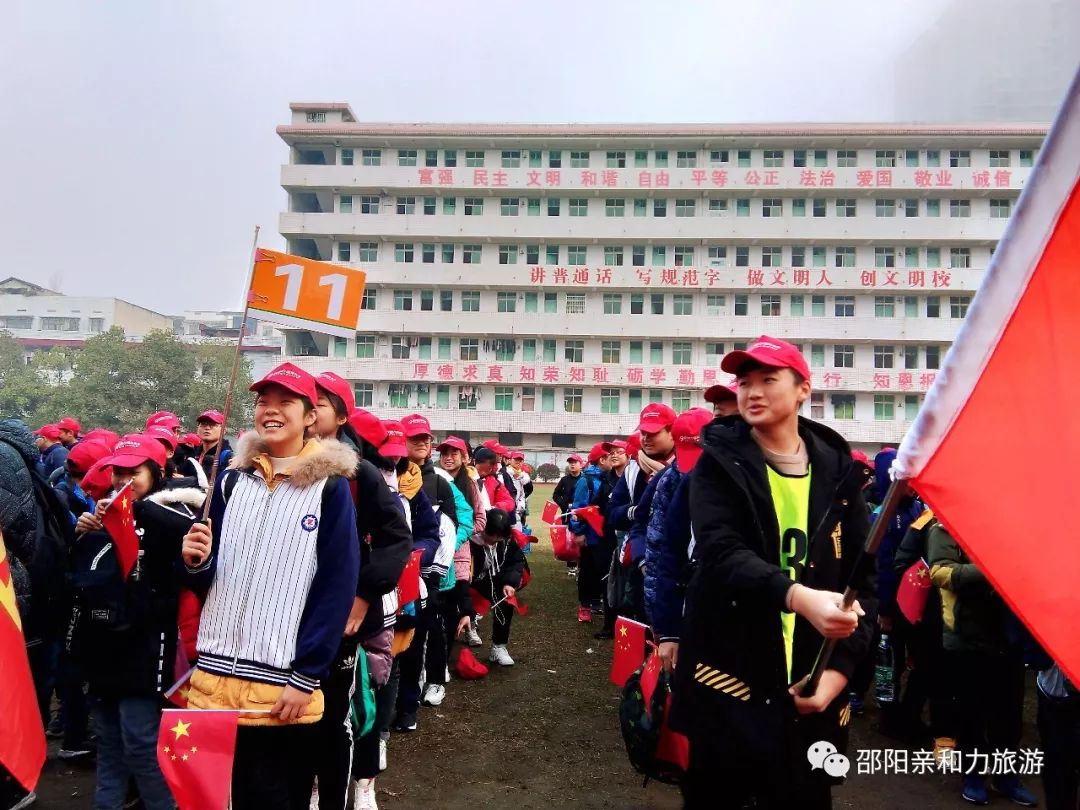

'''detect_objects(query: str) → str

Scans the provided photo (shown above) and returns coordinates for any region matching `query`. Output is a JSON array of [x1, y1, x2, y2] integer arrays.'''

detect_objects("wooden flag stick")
[[200, 226, 261, 521], [799, 478, 909, 697]]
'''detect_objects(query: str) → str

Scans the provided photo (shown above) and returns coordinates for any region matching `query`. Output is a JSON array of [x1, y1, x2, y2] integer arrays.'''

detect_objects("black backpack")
[[619, 657, 685, 786]]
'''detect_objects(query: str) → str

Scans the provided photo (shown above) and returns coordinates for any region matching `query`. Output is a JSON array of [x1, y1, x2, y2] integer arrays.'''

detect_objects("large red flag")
[[101, 482, 139, 580], [894, 68, 1080, 685], [0, 535, 46, 791], [896, 559, 932, 624], [157, 710, 240, 810], [395, 549, 423, 610], [573, 504, 605, 535], [610, 617, 648, 687]]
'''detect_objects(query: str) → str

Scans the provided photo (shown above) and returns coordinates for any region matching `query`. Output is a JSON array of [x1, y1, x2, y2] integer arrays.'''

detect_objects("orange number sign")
[[246, 248, 366, 337]]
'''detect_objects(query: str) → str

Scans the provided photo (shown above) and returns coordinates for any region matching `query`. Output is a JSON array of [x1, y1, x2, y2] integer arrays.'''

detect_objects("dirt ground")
[[32, 483, 1048, 809]]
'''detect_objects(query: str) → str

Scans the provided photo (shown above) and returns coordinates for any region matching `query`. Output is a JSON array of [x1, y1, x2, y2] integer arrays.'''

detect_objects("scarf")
[[397, 461, 423, 500], [636, 448, 673, 480]]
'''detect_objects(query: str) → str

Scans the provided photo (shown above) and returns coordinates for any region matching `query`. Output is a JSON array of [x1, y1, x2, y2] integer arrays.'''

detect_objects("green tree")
[[182, 342, 253, 433], [0, 331, 59, 427], [536, 462, 561, 482]]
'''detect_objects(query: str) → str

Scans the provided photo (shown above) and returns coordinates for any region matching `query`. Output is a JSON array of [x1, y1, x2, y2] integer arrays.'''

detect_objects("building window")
[[809, 344, 825, 368], [836, 150, 856, 167], [926, 345, 941, 369], [339, 195, 353, 214], [563, 388, 583, 413], [605, 198, 625, 218], [497, 292, 517, 313], [630, 294, 644, 315], [604, 246, 624, 266], [628, 341, 644, 363], [834, 247, 855, 268], [462, 244, 481, 264], [792, 199, 807, 217], [565, 293, 586, 315], [601, 340, 621, 363], [926, 296, 941, 318], [606, 151, 626, 168], [875, 296, 896, 317], [950, 248, 971, 269], [875, 247, 896, 268], [459, 338, 479, 361], [705, 341, 725, 362], [875, 199, 896, 218], [707, 199, 728, 216], [925, 198, 940, 217], [736, 199, 750, 217], [441, 243, 456, 263], [564, 340, 584, 363], [905, 394, 920, 417], [949, 150, 971, 168], [632, 198, 648, 217], [649, 341, 663, 363], [834, 344, 854, 368], [989, 150, 1011, 167], [655, 150, 669, 167], [603, 293, 622, 315], [875, 150, 896, 168], [389, 383, 412, 408], [813, 199, 827, 218], [549, 150, 562, 168], [393, 289, 413, 311], [340, 148, 354, 165], [567, 198, 587, 217], [950, 199, 971, 218], [465, 150, 485, 167], [873, 395, 895, 421], [950, 295, 970, 318], [461, 291, 480, 312], [354, 383, 373, 407], [567, 245, 587, 265], [396, 196, 415, 215], [493, 386, 514, 411], [673, 246, 694, 266], [761, 294, 781, 316], [710, 149, 730, 164], [462, 197, 482, 216], [420, 290, 433, 312], [761, 246, 782, 267], [763, 150, 784, 167], [676, 150, 697, 168], [391, 338, 411, 360], [361, 288, 376, 310], [672, 342, 692, 365], [439, 290, 452, 312], [361, 149, 381, 166], [499, 197, 520, 217], [1019, 149, 1035, 167], [737, 149, 751, 167], [832, 394, 855, 420], [337, 242, 351, 262], [990, 198, 1012, 219], [734, 294, 749, 316], [498, 244, 518, 265], [501, 150, 521, 168], [88, 317, 105, 333], [652, 246, 667, 266], [811, 294, 825, 316], [540, 387, 555, 412], [903, 198, 919, 218], [424, 149, 438, 167], [834, 296, 855, 317], [654, 199, 667, 217], [547, 198, 561, 217], [570, 151, 589, 168], [600, 388, 620, 414], [441, 197, 456, 216], [543, 293, 557, 314], [836, 198, 856, 217], [421, 197, 436, 215], [809, 391, 825, 419], [397, 149, 417, 167], [708, 246, 727, 266], [874, 345, 895, 369], [650, 294, 665, 315], [675, 199, 696, 217], [673, 294, 693, 315], [905, 149, 919, 167], [437, 338, 451, 360], [355, 335, 375, 358], [359, 195, 380, 214], [394, 243, 414, 263], [791, 295, 804, 316], [762, 198, 782, 217]]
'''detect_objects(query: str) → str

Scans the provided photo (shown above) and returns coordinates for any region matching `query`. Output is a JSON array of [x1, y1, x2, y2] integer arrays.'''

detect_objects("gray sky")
[[2, 0, 949, 315]]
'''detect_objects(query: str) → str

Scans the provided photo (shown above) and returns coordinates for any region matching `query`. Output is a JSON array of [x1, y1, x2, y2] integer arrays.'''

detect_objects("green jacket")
[[927, 524, 1010, 654]]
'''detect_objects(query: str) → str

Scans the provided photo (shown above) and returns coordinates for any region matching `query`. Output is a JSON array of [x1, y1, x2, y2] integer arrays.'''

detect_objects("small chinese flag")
[[573, 504, 605, 535], [549, 525, 579, 562], [541, 500, 560, 525], [157, 710, 239, 810], [470, 588, 492, 618], [101, 483, 139, 580], [610, 617, 649, 687], [396, 549, 423, 610], [897, 559, 933, 624], [164, 667, 195, 709], [506, 594, 528, 616]]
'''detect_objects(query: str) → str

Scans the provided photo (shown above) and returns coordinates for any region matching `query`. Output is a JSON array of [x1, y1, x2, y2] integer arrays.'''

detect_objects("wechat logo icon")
[[807, 740, 850, 778]]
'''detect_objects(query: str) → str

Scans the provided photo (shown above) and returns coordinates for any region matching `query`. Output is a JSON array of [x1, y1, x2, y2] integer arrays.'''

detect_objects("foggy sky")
[[2, 0, 947, 315]]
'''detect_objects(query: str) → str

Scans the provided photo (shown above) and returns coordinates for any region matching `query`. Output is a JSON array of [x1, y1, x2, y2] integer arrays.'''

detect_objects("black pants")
[[949, 648, 1025, 769], [314, 636, 360, 810], [682, 742, 832, 809], [425, 589, 459, 686], [233, 724, 319, 810], [577, 543, 605, 606], [900, 611, 956, 739], [397, 596, 438, 717], [477, 579, 514, 646], [1038, 690, 1080, 810]]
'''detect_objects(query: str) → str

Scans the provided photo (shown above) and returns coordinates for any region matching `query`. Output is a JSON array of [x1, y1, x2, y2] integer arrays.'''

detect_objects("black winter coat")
[[0, 420, 46, 623], [552, 473, 580, 514], [420, 459, 458, 528], [671, 416, 876, 781]]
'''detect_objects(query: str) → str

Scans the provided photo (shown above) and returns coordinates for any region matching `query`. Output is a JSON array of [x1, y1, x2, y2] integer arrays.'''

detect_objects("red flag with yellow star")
[[0, 533, 46, 791], [897, 558, 933, 624], [157, 710, 239, 810], [610, 616, 648, 687], [101, 482, 140, 580]]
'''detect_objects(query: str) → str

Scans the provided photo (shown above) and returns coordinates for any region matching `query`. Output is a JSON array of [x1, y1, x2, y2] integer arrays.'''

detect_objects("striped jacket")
[[185, 435, 360, 693]]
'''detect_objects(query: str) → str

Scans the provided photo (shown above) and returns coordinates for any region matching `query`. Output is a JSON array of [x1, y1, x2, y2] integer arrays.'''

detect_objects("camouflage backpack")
[[618, 657, 684, 785]]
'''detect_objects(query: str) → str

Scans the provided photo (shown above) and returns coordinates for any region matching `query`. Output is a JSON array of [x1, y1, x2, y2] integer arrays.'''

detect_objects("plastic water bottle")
[[874, 633, 895, 706]]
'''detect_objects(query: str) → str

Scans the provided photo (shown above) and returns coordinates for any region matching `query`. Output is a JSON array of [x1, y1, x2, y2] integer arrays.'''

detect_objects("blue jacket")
[[40, 442, 68, 478], [606, 461, 649, 533], [627, 472, 660, 565], [644, 466, 692, 641], [569, 465, 605, 545], [874, 496, 926, 617]]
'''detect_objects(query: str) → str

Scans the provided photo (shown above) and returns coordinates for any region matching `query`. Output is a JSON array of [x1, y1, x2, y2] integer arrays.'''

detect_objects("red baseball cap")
[[35, 424, 61, 440], [436, 436, 469, 456], [601, 439, 628, 453], [146, 411, 181, 431], [401, 414, 433, 439], [482, 438, 510, 456], [721, 335, 811, 380], [145, 424, 178, 451], [67, 440, 113, 473], [703, 381, 739, 403], [57, 417, 81, 434], [315, 371, 356, 413], [379, 420, 409, 458], [636, 404, 677, 434], [197, 410, 225, 425], [625, 433, 642, 458], [567, 454, 584, 464], [851, 449, 874, 470], [250, 362, 319, 405], [82, 428, 120, 446], [672, 408, 714, 473], [104, 433, 167, 470], [349, 408, 387, 448], [180, 432, 201, 448], [80, 458, 114, 501], [587, 442, 608, 464], [509, 451, 525, 461]]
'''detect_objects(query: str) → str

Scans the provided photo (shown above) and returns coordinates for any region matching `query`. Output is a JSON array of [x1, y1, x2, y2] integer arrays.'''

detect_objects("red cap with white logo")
[[672, 408, 715, 473], [436, 436, 470, 456], [379, 420, 409, 458], [250, 362, 319, 405], [315, 371, 356, 413], [636, 404, 677, 434], [103, 433, 168, 470], [401, 413, 433, 439], [720, 335, 811, 380]]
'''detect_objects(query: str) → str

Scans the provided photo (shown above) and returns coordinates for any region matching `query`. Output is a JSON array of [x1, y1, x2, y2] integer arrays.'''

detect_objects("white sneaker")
[[464, 626, 482, 647], [422, 683, 446, 706], [378, 738, 388, 772], [489, 644, 515, 666], [351, 778, 378, 810]]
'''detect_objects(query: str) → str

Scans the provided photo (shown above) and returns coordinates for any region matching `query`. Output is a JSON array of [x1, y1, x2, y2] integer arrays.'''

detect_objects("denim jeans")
[[92, 696, 175, 810]]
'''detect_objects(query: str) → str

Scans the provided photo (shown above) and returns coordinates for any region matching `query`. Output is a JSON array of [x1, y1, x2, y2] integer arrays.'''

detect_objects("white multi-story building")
[[276, 103, 1045, 453]]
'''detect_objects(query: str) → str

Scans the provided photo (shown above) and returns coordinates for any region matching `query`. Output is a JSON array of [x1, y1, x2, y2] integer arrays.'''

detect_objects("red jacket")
[[479, 473, 516, 514]]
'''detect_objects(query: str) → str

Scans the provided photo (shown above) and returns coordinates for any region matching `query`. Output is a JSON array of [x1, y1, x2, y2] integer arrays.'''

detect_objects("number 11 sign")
[[246, 248, 366, 338]]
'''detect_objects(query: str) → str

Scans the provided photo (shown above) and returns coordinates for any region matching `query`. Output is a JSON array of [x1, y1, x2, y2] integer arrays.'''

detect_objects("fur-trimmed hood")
[[145, 486, 206, 511], [229, 432, 358, 487]]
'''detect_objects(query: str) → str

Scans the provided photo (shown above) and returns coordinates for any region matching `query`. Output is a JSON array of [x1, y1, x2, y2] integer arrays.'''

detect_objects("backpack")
[[23, 461, 78, 640], [619, 655, 686, 786]]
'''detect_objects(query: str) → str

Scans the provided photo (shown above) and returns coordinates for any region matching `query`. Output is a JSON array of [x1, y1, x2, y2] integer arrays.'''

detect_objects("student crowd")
[[1, 335, 1077, 810]]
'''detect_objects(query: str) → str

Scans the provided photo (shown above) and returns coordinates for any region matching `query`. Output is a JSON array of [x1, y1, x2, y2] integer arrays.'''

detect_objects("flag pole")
[[799, 478, 909, 697], [199, 225, 261, 522]]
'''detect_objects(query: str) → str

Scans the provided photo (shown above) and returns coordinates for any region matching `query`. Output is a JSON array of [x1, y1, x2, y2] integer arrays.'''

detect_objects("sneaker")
[[577, 606, 592, 623], [962, 775, 990, 806], [351, 778, 379, 810], [848, 694, 865, 716], [991, 776, 1038, 807], [57, 746, 95, 761], [392, 713, 417, 732], [422, 684, 446, 707], [464, 626, 482, 647], [378, 738, 388, 772], [489, 644, 515, 667], [934, 736, 958, 766]]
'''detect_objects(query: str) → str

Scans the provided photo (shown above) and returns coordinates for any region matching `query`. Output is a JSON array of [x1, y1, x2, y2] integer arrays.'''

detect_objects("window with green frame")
[[494, 387, 514, 411]]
